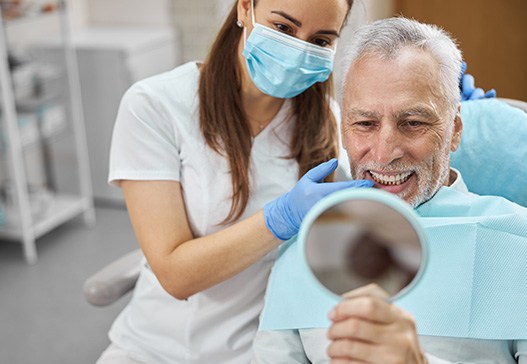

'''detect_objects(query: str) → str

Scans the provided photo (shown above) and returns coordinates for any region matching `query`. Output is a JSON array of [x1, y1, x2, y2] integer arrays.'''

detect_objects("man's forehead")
[[343, 49, 444, 118], [345, 104, 440, 120], [345, 48, 440, 88]]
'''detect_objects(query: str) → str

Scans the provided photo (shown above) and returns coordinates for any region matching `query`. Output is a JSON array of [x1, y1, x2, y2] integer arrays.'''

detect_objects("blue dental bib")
[[259, 186, 527, 339]]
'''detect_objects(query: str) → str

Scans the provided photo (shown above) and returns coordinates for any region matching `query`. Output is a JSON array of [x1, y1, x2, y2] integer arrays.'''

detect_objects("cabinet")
[[0, 1, 95, 264], [32, 26, 180, 205]]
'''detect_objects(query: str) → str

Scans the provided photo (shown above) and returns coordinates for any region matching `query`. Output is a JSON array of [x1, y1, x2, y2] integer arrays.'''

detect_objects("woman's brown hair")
[[199, 0, 354, 224]]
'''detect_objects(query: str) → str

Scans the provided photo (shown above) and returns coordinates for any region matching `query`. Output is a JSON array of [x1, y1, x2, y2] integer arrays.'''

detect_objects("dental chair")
[[83, 98, 527, 307]]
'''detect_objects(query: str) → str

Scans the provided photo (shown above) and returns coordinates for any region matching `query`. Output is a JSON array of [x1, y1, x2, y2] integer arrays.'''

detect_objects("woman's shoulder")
[[125, 61, 200, 105]]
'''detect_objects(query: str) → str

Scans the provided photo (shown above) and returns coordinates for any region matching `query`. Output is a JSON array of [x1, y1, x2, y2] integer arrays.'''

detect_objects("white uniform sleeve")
[[108, 82, 181, 187], [251, 330, 310, 364], [516, 340, 527, 363], [298, 328, 331, 364], [424, 353, 461, 364]]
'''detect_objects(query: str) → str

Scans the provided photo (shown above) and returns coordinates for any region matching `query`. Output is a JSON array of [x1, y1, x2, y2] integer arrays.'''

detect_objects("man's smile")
[[369, 170, 413, 185], [367, 170, 416, 194]]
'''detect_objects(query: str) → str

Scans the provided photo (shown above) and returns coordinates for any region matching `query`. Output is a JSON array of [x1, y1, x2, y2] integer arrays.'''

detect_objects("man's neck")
[[447, 169, 457, 186]]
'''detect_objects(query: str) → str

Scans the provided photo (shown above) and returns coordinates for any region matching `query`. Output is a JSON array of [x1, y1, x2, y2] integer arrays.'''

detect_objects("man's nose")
[[372, 127, 404, 165]]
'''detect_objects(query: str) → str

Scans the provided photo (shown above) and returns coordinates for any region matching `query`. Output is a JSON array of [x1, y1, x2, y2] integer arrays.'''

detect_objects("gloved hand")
[[460, 61, 496, 101], [264, 159, 374, 240]]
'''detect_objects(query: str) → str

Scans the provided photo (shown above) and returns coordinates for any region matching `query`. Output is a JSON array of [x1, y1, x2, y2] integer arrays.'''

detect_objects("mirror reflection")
[[305, 198, 423, 298]]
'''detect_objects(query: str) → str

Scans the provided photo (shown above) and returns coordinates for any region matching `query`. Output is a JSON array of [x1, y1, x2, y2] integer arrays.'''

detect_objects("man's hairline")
[[342, 47, 458, 122]]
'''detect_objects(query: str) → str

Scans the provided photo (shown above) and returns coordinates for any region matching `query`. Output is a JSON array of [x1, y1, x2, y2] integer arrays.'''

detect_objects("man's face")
[[342, 48, 462, 207]]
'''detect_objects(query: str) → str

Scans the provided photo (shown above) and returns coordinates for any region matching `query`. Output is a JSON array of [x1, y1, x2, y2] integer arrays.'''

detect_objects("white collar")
[[448, 167, 469, 194]]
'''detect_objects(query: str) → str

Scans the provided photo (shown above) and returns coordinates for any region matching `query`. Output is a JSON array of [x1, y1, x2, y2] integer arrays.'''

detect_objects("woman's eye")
[[312, 38, 331, 47], [275, 23, 292, 34]]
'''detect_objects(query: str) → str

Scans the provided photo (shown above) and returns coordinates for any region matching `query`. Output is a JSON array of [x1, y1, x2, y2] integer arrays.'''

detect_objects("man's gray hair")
[[341, 17, 462, 116]]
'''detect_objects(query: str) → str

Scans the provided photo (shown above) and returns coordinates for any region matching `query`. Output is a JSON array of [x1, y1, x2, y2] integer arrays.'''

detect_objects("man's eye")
[[405, 120, 425, 127], [355, 121, 375, 128]]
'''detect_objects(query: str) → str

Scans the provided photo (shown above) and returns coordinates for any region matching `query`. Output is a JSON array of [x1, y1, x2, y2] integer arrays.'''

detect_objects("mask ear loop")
[[243, 0, 256, 47], [250, 0, 256, 26], [243, 27, 247, 47]]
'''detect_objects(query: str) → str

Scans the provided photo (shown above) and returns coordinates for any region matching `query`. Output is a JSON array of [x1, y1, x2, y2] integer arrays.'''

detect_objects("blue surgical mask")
[[241, 0, 335, 99]]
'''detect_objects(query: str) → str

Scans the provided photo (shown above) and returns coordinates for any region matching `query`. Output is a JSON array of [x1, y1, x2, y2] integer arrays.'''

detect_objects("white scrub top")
[[108, 62, 302, 364]]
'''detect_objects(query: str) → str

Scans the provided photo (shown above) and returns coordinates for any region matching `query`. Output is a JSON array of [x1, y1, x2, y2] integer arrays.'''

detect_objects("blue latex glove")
[[263, 158, 374, 240], [460, 61, 496, 101]]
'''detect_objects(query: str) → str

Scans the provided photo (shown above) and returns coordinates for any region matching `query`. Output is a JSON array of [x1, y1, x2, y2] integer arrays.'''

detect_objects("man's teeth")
[[369, 171, 413, 186]]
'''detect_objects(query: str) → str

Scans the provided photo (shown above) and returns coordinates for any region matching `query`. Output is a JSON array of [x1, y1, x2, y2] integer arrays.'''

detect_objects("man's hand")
[[327, 284, 427, 364]]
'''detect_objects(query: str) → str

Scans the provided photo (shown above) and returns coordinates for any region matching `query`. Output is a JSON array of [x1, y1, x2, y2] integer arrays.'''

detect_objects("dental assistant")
[[96, 0, 367, 363]]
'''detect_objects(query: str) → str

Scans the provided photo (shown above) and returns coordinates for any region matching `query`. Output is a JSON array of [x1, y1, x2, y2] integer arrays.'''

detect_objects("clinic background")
[[0, 0, 526, 363]]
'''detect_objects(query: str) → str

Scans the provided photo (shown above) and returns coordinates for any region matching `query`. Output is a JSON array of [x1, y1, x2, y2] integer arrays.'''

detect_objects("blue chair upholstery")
[[452, 98, 527, 207]]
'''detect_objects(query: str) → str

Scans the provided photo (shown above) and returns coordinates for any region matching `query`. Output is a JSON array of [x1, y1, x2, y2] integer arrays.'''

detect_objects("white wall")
[[6, 0, 394, 67], [87, 0, 172, 26], [67, 0, 89, 30], [5, 0, 88, 50], [364, 0, 395, 21], [170, 0, 235, 62]]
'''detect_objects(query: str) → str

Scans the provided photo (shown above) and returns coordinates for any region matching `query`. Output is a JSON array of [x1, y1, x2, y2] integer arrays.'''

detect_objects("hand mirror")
[[300, 188, 428, 300]]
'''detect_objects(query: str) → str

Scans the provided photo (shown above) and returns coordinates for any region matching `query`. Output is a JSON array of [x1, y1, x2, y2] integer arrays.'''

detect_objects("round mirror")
[[302, 189, 427, 300]]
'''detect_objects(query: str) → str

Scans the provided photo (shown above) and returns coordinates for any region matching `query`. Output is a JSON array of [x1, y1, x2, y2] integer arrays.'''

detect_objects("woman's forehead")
[[256, 0, 350, 29]]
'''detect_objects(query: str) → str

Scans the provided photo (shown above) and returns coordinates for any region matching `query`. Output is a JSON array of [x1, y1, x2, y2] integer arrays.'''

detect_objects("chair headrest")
[[452, 99, 527, 207]]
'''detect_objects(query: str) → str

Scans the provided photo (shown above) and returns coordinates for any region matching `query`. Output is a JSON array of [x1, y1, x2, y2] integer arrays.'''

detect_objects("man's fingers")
[[327, 338, 378, 363], [329, 295, 396, 324], [330, 359, 367, 364], [328, 315, 385, 343], [342, 283, 389, 300]]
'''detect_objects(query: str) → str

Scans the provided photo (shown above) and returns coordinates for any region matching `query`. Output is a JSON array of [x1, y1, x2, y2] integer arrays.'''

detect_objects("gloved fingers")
[[458, 61, 468, 87], [485, 89, 497, 98], [460, 60, 467, 77], [314, 179, 374, 196], [304, 158, 338, 182], [461, 73, 475, 98], [469, 87, 485, 100]]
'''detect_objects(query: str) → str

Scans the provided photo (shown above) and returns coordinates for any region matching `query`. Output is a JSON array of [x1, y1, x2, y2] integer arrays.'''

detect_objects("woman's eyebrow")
[[271, 11, 302, 26], [315, 30, 340, 37], [270, 11, 340, 37]]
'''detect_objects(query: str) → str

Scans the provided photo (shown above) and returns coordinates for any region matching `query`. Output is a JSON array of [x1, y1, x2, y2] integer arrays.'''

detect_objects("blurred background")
[[0, 0, 525, 363]]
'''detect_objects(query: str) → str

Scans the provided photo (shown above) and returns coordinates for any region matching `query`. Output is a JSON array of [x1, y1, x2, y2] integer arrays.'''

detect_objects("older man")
[[252, 17, 527, 364]]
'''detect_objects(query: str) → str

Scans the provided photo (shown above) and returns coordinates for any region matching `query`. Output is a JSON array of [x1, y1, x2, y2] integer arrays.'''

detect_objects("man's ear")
[[237, 0, 252, 28], [450, 104, 463, 152]]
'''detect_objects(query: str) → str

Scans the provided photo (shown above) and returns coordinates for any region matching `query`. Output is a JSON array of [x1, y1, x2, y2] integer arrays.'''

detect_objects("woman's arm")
[[122, 180, 278, 300], [122, 160, 371, 299]]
